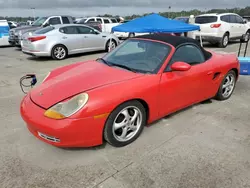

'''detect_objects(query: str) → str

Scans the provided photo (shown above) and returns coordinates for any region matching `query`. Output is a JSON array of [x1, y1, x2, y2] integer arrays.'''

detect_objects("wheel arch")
[[231, 68, 239, 80], [104, 98, 150, 126], [50, 43, 68, 56], [225, 31, 230, 37]]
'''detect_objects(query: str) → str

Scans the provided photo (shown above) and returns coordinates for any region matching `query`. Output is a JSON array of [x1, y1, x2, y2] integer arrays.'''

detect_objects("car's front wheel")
[[214, 70, 237, 100], [51, 44, 68, 60], [105, 39, 117, 52], [104, 100, 146, 147]]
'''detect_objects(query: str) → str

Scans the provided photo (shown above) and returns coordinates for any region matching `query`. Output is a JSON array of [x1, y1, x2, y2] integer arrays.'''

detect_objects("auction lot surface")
[[1, 42, 250, 188]]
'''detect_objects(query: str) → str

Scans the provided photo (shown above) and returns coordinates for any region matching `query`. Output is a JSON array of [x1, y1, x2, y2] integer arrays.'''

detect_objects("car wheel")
[[214, 70, 236, 101], [105, 39, 117, 52], [245, 30, 250, 41], [104, 100, 146, 147], [51, 44, 67, 60], [218, 33, 229, 48], [128, 33, 135, 38]]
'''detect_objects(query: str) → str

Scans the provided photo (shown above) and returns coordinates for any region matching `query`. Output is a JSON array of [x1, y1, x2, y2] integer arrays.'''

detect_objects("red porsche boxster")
[[20, 34, 240, 148]]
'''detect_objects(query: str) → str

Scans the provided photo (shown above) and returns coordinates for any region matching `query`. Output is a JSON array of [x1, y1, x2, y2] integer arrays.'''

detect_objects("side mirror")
[[171, 61, 191, 71], [43, 23, 49, 27], [94, 30, 100, 34], [243, 19, 247, 24]]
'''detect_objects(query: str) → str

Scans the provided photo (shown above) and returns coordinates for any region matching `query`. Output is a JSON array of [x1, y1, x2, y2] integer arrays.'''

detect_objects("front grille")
[[38, 132, 60, 143]]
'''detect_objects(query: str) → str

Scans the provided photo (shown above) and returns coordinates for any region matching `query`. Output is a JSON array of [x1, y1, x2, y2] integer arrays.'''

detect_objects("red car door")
[[158, 44, 214, 117]]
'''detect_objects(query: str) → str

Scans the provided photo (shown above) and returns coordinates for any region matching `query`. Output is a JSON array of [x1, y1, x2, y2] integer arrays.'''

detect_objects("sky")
[[0, 0, 248, 17]]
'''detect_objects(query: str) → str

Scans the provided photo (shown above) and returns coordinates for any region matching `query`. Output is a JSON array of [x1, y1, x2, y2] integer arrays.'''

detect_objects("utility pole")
[[30, 8, 36, 21]]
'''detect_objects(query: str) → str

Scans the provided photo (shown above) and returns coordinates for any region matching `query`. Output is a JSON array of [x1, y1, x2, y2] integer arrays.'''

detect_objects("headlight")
[[44, 93, 89, 119], [18, 31, 22, 36]]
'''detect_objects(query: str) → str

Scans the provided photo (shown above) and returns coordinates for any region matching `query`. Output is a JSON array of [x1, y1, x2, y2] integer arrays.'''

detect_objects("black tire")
[[214, 70, 236, 101], [105, 39, 117, 52], [218, 33, 229, 48], [104, 100, 146, 147], [51, 44, 67, 60]]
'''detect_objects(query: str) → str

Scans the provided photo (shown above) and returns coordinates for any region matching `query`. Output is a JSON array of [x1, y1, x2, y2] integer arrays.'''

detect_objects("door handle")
[[62, 37, 67, 39], [84, 36, 88, 38], [207, 71, 213, 75]]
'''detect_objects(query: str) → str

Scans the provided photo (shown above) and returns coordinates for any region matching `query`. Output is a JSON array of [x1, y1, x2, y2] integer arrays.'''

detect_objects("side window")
[[229, 15, 237, 23], [236, 15, 244, 24], [86, 18, 95, 23], [96, 18, 102, 23], [77, 26, 95, 34], [221, 15, 229, 23], [62, 17, 70, 24], [103, 19, 110, 24], [111, 18, 117, 23], [166, 44, 205, 71], [59, 26, 78, 34], [48, 17, 61, 25]]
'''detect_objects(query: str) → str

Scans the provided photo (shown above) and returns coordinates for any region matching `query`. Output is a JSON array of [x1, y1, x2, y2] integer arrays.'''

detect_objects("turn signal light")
[[28, 36, 46, 42], [44, 109, 66, 120], [210, 24, 221, 28]]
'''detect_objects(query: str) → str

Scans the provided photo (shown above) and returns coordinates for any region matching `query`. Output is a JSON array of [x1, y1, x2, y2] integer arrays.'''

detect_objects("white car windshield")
[[101, 39, 171, 74], [32, 17, 48, 26]]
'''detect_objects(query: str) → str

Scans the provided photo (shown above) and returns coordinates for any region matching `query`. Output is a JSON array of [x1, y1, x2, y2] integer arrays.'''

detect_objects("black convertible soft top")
[[134, 34, 212, 60]]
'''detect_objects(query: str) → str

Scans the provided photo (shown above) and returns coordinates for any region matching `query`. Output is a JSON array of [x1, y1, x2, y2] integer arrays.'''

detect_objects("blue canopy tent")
[[110, 13, 202, 50], [112, 13, 200, 33]]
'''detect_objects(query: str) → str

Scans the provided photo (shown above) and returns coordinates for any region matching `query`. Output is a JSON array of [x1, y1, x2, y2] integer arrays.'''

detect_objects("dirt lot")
[[0, 41, 250, 188]]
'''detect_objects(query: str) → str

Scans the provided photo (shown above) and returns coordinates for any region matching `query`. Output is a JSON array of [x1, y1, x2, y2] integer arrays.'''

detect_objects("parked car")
[[242, 16, 250, 22], [83, 17, 120, 33], [174, 16, 190, 23], [9, 15, 74, 47], [0, 20, 10, 46], [20, 34, 239, 148], [21, 24, 119, 60], [192, 13, 250, 47], [8, 21, 17, 29], [75, 19, 102, 31]]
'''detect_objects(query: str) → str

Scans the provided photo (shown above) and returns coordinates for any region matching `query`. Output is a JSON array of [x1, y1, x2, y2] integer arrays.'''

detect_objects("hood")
[[30, 61, 143, 109], [11, 25, 40, 33]]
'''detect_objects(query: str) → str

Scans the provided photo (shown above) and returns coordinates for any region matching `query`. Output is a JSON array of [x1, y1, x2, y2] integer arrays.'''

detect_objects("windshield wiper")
[[109, 63, 137, 73], [96, 58, 111, 66]]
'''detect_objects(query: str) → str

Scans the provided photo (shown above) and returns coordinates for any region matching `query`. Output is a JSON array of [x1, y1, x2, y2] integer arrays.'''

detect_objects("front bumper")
[[20, 94, 106, 147], [8, 35, 21, 46]]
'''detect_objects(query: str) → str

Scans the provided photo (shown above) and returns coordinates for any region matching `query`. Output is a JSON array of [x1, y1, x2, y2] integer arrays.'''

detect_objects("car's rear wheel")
[[214, 70, 236, 100], [218, 33, 229, 48], [105, 39, 117, 52], [51, 44, 67, 60], [104, 100, 146, 147]]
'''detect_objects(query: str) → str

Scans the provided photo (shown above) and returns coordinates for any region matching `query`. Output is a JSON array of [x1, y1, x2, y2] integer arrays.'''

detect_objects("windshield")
[[101, 39, 171, 74], [175, 17, 189, 23], [195, 16, 218, 24], [34, 26, 55, 34], [32, 17, 48, 26]]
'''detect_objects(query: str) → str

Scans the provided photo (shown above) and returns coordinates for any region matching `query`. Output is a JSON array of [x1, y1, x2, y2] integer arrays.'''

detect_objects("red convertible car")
[[20, 34, 240, 148]]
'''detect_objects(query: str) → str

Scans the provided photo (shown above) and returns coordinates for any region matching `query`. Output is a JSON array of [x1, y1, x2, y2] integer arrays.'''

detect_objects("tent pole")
[[199, 31, 203, 47], [109, 39, 112, 52]]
